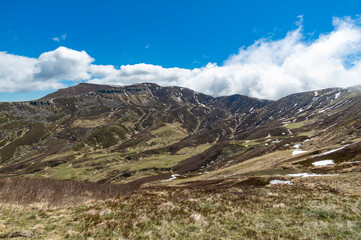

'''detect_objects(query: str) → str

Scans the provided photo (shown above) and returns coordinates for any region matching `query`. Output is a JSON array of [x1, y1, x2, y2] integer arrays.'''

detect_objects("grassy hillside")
[[1, 83, 361, 239]]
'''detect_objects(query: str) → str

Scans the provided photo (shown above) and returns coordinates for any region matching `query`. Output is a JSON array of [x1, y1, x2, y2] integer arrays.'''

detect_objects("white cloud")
[[0, 51, 63, 92], [52, 37, 60, 42], [0, 47, 92, 92], [2, 17, 361, 99], [35, 47, 93, 81]]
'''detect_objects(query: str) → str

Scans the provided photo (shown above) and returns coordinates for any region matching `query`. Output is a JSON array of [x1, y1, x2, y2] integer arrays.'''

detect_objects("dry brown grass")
[[1, 184, 360, 239], [0, 177, 133, 205]]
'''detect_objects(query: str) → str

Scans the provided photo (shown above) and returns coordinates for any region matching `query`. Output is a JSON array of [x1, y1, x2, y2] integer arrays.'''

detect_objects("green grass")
[[49, 163, 90, 180], [112, 144, 212, 172], [30, 144, 212, 183], [298, 129, 316, 136], [283, 121, 306, 129], [134, 123, 189, 150], [283, 120, 312, 129], [86, 125, 128, 148]]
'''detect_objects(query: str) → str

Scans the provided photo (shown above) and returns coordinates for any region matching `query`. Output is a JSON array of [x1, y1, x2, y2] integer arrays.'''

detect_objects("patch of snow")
[[335, 92, 341, 100], [312, 160, 334, 166], [166, 174, 180, 181], [322, 145, 350, 155], [329, 100, 349, 111], [325, 124, 338, 130], [324, 123, 338, 131], [287, 173, 338, 178], [293, 144, 301, 149], [345, 160, 361, 164], [314, 91, 318, 96], [305, 104, 313, 110], [266, 133, 271, 138], [270, 179, 293, 185], [318, 106, 332, 113], [292, 150, 308, 155]]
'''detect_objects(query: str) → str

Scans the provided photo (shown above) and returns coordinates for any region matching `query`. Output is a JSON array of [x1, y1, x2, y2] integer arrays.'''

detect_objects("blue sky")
[[1, 0, 361, 101]]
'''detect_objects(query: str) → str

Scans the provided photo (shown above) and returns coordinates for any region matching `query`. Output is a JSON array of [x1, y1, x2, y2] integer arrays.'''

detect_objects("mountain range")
[[0, 82, 360, 191]]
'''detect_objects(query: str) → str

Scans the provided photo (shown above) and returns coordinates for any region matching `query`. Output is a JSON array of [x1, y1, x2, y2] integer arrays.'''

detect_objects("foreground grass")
[[0, 186, 360, 239]]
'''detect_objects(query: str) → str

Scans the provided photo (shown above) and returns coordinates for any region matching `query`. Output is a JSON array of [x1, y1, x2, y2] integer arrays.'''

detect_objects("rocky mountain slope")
[[0, 82, 360, 190]]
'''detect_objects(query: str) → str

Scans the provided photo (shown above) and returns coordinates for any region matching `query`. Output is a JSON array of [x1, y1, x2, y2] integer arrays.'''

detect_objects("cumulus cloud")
[[35, 47, 93, 81], [1, 17, 361, 99], [0, 47, 92, 92], [0, 51, 62, 92]]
